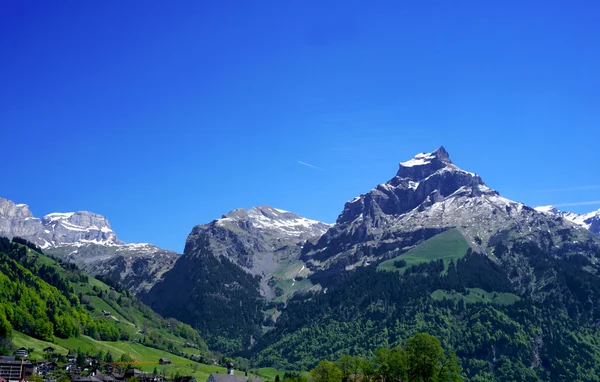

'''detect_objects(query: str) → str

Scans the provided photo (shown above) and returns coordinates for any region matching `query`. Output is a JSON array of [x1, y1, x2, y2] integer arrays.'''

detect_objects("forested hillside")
[[0, 237, 205, 358], [254, 244, 600, 381]]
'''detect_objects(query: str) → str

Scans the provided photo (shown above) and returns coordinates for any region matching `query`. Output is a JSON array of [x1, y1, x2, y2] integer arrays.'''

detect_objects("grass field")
[[430, 288, 521, 305], [12, 331, 70, 358], [377, 228, 470, 274]]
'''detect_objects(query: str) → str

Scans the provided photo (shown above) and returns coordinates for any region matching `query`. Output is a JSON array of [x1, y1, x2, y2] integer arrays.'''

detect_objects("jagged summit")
[[338, 147, 489, 224], [397, 146, 466, 180], [304, 146, 592, 274], [399, 146, 450, 168]]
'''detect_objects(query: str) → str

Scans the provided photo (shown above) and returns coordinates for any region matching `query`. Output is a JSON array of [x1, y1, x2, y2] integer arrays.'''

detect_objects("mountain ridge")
[[0, 197, 178, 294], [535, 205, 600, 236]]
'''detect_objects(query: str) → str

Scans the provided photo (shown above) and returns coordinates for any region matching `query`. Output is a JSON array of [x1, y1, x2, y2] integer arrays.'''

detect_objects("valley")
[[3, 147, 600, 381]]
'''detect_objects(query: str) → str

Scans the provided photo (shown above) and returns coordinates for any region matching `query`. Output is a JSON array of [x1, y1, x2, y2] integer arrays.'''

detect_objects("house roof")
[[94, 372, 115, 382], [72, 376, 102, 382], [0, 358, 32, 366], [209, 374, 249, 382]]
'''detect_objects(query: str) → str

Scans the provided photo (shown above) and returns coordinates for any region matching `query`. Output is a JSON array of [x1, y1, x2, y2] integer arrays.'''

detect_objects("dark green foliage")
[[142, 244, 265, 353], [309, 335, 461, 382], [11, 237, 43, 253]]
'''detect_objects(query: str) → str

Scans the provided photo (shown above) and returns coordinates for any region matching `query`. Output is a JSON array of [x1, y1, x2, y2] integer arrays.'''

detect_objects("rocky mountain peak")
[[337, 147, 488, 225], [41, 211, 122, 247], [218, 205, 330, 239], [396, 146, 452, 179]]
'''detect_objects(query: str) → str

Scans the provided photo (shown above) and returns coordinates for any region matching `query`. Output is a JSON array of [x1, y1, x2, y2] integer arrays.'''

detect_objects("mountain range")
[[2, 146, 600, 380], [0, 198, 178, 294]]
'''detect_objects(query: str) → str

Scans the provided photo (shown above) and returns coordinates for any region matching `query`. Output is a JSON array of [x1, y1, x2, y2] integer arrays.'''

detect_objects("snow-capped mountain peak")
[[302, 147, 599, 274], [399, 146, 450, 168]]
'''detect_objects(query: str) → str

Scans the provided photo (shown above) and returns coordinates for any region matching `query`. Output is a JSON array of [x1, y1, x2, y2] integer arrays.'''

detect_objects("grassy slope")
[[31, 247, 198, 347], [430, 288, 521, 305], [377, 228, 470, 273], [12, 331, 70, 358]]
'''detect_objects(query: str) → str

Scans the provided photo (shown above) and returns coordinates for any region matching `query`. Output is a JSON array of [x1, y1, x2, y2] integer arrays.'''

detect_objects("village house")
[[158, 358, 171, 365], [92, 371, 115, 382], [65, 363, 81, 376], [71, 376, 102, 382], [13, 348, 28, 358], [35, 360, 58, 377]]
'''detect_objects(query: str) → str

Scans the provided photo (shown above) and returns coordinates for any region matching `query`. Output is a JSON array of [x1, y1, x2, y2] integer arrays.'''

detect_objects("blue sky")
[[1, 0, 599, 252]]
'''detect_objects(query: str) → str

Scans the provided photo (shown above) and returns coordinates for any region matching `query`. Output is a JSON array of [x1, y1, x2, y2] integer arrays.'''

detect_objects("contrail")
[[554, 200, 600, 207], [297, 161, 325, 171]]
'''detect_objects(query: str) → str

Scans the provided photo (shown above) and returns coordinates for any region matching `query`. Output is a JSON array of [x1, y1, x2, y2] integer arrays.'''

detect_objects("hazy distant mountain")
[[0, 197, 177, 294]]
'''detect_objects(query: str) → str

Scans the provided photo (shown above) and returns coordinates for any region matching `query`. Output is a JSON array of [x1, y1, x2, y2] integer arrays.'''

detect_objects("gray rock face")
[[184, 206, 330, 298], [0, 198, 44, 239], [0, 197, 178, 294]]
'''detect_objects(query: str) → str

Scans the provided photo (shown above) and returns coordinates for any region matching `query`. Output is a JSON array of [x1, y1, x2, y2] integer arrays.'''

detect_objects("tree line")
[[308, 333, 461, 382]]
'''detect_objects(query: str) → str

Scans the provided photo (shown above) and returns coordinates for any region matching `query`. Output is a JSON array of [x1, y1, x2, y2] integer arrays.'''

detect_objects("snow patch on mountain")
[[400, 152, 436, 167], [218, 206, 330, 238]]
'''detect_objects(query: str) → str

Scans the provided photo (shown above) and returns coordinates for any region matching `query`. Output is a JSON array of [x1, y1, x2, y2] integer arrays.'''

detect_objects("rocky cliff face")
[[0, 197, 178, 294], [191, 206, 330, 279], [41, 211, 122, 247], [0, 199, 45, 239], [183, 205, 329, 299]]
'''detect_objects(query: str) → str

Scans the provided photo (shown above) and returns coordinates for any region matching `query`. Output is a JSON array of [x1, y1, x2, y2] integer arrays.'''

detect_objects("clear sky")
[[1, 1, 599, 252]]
